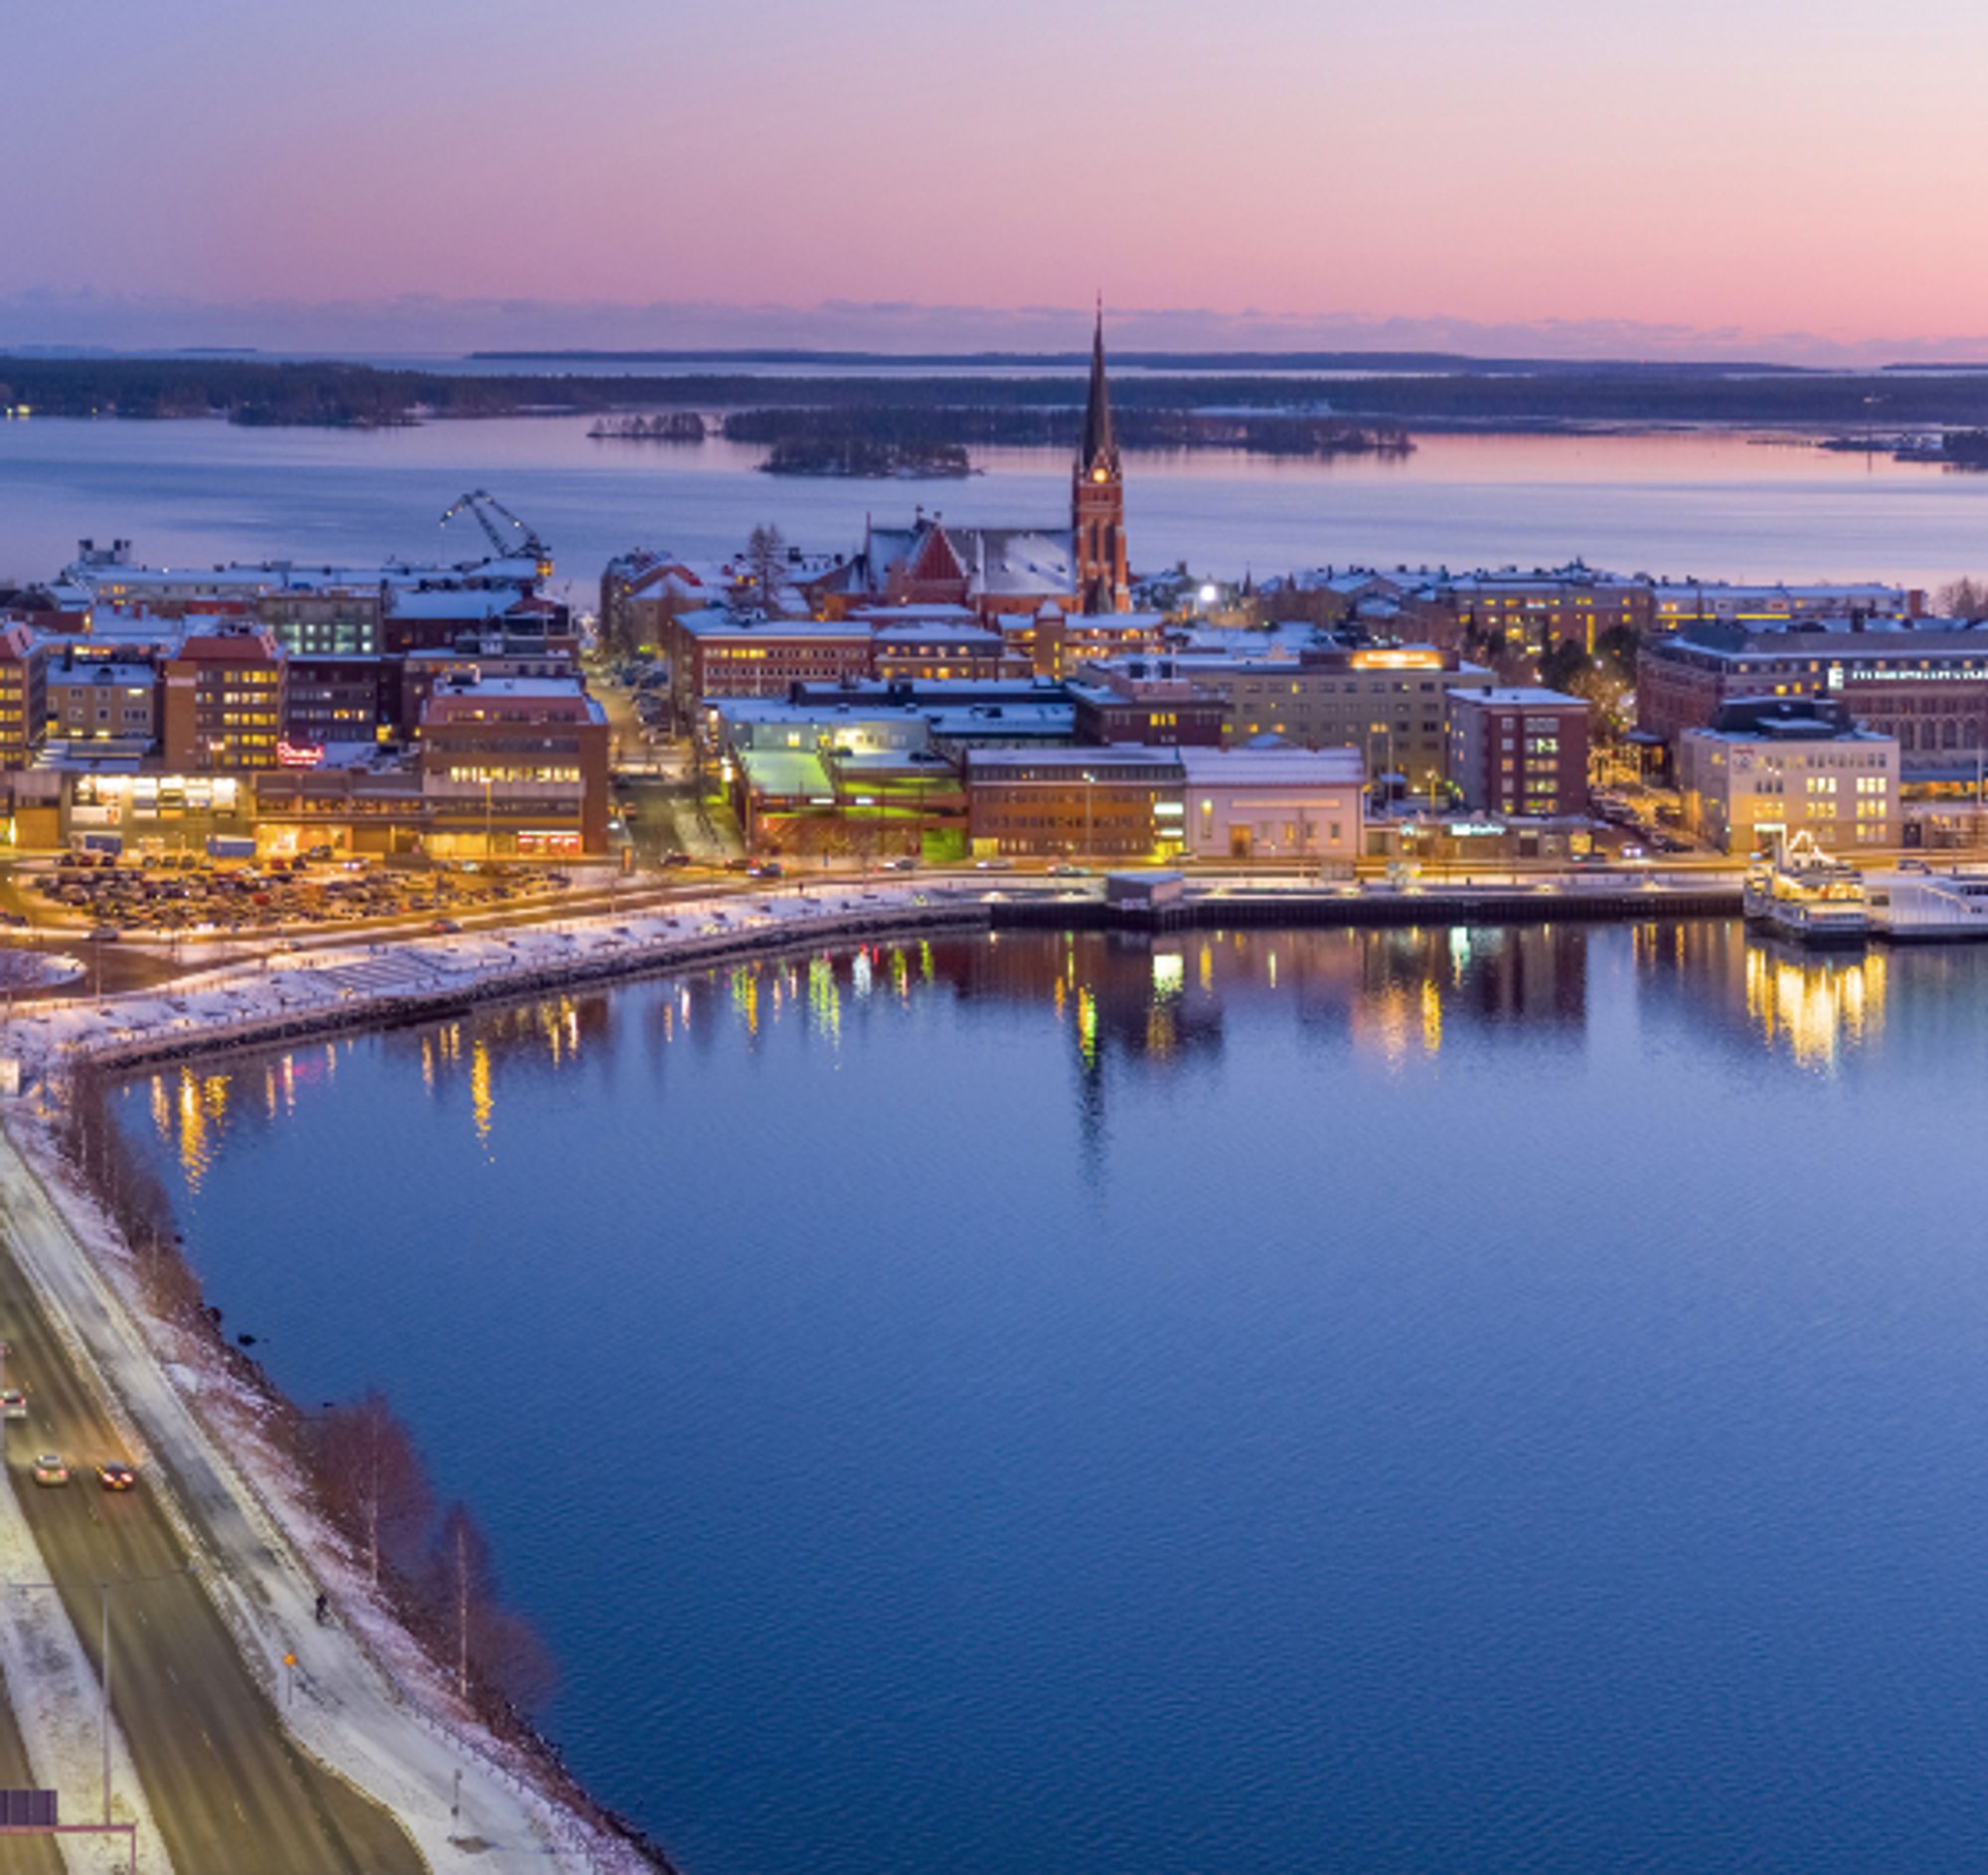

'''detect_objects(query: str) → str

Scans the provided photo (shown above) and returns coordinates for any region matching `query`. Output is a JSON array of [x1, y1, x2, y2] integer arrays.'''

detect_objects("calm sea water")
[[6, 417, 1988, 599], [120, 924, 1988, 1874]]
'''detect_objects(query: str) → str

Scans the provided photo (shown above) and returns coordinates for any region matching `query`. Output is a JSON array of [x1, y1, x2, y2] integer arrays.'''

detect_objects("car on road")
[[747, 862, 784, 880], [96, 1461, 137, 1491], [1900, 857, 1930, 873], [31, 1454, 69, 1487], [0, 1389, 26, 1420], [1049, 863, 1090, 877], [661, 852, 694, 869], [723, 857, 751, 872], [882, 857, 917, 872], [90, 925, 121, 941], [428, 918, 462, 935], [975, 858, 1014, 871]]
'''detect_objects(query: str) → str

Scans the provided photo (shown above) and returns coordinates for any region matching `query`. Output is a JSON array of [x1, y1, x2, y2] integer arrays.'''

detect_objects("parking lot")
[[27, 851, 575, 937]]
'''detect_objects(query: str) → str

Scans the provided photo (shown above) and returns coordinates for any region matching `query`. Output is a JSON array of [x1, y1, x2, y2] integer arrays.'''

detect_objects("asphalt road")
[[0, 1233, 421, 1873]]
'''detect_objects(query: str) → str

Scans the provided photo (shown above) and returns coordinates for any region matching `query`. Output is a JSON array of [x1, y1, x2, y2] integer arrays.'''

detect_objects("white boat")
[[1743, 831, 1868, 946]]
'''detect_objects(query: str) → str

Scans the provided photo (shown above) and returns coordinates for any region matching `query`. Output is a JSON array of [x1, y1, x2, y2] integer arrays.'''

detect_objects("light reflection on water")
[[115, 923, 1988, 1875]]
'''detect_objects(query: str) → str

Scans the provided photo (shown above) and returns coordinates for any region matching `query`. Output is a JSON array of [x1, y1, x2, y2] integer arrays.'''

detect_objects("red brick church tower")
[[1073, 304, 1130, 613]]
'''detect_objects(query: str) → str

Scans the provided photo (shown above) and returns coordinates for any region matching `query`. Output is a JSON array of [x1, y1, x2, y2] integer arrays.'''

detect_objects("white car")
[[0, 1389, 26, 1420]]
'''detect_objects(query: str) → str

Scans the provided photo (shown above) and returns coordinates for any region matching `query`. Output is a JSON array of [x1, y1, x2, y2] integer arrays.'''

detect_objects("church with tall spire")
[[809, 307, 1137, 628], [1073, 301, 1131, 612]]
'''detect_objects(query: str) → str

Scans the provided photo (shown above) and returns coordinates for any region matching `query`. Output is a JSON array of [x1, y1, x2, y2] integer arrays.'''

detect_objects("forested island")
[[761, 435, 973, 477]]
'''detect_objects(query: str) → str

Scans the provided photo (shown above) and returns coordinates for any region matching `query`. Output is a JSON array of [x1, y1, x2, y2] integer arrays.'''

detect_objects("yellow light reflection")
[[1420, 979, 1443, 1055], [1742, 943, 1888, 1070], [470, 1040, 494, 1150]]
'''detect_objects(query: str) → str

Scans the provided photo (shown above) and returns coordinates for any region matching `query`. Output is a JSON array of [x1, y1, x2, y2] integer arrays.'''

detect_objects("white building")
[[1179, 746, 1365, 862], [1678, 700, 1900, 854]]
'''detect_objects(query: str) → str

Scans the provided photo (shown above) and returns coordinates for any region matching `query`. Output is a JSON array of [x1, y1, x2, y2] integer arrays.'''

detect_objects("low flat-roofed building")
[[1178, 746, 1365, 862], [1678, 697, 1900, 853], [1070, 660, 1227, 747], [872, 622, 1012, 683], [965, 746, 1185, 859]]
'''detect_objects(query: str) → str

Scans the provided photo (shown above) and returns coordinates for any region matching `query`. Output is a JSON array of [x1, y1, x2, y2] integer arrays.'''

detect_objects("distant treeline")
[[20, 352, 1988, 430]]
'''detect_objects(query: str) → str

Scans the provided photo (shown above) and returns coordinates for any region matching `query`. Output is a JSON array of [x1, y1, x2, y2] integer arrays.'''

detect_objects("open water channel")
[[5, 416, 1988, 596], [118, 923, 1988, 1874]]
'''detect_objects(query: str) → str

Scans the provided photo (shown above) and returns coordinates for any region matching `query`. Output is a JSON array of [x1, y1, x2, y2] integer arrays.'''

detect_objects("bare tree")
[[1937, 576, 1988, 618], [310, 1391, 435, 1587], [743, 523, 787, 616], [425, 1500, 556, 1709]]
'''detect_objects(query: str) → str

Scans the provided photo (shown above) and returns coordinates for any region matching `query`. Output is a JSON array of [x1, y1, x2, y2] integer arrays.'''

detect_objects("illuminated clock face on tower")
[[1091, 467, 1108, 482]]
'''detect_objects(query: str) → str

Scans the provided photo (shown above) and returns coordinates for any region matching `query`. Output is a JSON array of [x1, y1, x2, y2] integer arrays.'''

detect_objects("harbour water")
[[6, 418, 1988, 597], [119, 923, 1988, 1874]]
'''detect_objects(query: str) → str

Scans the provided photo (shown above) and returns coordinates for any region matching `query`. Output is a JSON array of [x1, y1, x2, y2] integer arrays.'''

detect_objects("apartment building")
[[162, 627, 285, 771], [1446, 687, 1590, 818]]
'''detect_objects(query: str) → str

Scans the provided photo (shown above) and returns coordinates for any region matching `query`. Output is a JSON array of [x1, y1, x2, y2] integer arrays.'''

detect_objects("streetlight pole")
[[4, 1566, 194, 1827], [1081, 771, 1094, 864], [99, 1586, 110, 1823]]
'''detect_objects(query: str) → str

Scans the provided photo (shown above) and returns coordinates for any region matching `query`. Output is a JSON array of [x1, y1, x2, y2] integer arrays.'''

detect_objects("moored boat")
[[1743, 831, 1869, 946]]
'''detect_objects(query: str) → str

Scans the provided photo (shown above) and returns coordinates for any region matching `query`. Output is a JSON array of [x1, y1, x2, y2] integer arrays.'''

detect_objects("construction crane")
[[438, 489, 553, 579]]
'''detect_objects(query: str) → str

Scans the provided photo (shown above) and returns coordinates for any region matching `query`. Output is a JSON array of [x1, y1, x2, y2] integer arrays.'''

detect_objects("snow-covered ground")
[[8, 884, 989, 1073]]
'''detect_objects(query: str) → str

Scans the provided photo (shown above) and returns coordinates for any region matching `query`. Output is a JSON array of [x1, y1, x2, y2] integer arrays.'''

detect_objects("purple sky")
[[6, 0, 1987, 362]]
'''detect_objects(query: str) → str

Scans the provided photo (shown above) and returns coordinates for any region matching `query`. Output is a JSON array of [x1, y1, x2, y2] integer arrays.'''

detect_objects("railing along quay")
[[989, 882, 1743, 932]]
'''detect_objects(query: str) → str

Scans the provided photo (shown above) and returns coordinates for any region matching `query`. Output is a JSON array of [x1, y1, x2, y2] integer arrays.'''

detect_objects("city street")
[[0, 1198, 420, 1871]]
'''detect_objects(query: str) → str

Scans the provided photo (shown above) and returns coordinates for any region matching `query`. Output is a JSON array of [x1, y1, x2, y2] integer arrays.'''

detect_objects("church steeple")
[[1079, 297, 1119, 481], [1072, 299, 1129, 612]]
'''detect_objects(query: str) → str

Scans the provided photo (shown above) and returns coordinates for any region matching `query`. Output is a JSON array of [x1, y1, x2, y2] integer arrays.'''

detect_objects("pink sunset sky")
[[6, 0, 1985, 361]]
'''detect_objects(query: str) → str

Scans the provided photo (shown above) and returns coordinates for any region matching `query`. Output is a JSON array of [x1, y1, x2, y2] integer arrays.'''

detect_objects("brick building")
[[162, 627, 285, 770], [662, 611, 876, 724], [1070, 662, 1226, 747], [965, 747, 1185, 859], [1446, 687, 1590, 818], [1638, 621, 1988, 778], [417, 675, 610, 857]]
